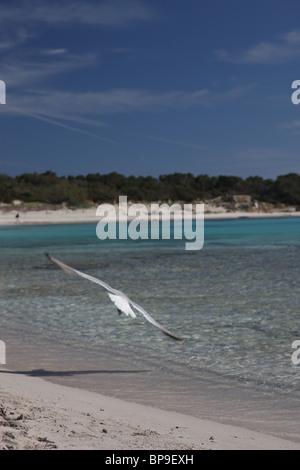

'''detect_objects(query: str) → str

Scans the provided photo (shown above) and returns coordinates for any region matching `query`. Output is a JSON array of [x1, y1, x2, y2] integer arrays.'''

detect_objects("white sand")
[[0, 205, 300, 226], [0, 366, 299, 450]]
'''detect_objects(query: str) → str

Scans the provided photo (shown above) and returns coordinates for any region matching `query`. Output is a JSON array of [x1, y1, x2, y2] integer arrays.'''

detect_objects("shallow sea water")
[[1, 217, 300, 439]]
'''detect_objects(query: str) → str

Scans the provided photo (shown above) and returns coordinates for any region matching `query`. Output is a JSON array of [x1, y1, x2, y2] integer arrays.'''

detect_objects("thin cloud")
[[0, 51, 99, 87], [233, 147, 299, 162], [42, 49, 68, 55], [6, 106, 119, 145], [0, 158, 38, 171], [0, 27, 34, 51], [6, 85, 252, 125], [0, 1, 158, 93], [216, 29, 300, 64], [142, 134, 206, 150], [0, 1, 157, 57], [0, 0, 156, 28], [280, 120, 300, 134], [224, 147, 300, 178]]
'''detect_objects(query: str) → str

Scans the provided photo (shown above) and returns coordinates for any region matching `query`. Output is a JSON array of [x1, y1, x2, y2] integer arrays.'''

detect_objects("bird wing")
[[45, 252, 121, 295], [129, 299, 183, 341], [45, 252, 183, 340]]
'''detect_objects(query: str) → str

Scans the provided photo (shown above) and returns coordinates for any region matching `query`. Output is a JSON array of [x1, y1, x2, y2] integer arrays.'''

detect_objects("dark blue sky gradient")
[[0, 0, 299, 178]]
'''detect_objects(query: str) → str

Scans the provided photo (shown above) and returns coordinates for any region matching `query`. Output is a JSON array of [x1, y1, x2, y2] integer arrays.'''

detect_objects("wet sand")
[[1, 365, 299, 450]]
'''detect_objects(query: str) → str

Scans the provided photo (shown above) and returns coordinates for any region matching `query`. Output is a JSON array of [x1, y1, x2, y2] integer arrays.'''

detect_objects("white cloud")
[[0, 1, 157, 53], [5, 85, 251, 125], [0, 51, 98, 86], [142, 135, 206, 150], [233, 147, 295, 161], [216, 29, 300, 65], [225, 147, 300, 178], [0, 27, 35, 51], [6, 107, 118, 144], [280, 120, 300, 134], [42, 49, 68, 55], [0, 1, 158, 99], [0, 0, 156, 29]]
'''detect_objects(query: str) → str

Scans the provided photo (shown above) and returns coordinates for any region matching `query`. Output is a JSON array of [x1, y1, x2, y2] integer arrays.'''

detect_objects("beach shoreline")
[[0, 204, 300, 227], [0, 365, 299, 450], [1, 206, 300, 450]]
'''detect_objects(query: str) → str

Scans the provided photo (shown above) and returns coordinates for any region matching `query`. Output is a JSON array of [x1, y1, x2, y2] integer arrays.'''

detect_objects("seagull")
[[45, 252, 183, 341]]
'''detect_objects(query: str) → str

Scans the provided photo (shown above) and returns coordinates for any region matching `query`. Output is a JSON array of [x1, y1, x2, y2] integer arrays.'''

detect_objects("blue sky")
[[0, 0, 300, 178]]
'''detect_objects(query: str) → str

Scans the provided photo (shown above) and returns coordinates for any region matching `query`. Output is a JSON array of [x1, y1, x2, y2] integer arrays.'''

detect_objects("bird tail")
[[108, 293, 136, 318]]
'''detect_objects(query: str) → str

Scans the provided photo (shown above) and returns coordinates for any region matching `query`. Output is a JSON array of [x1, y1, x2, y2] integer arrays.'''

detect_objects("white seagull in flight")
[[45, 253, 183, 341]]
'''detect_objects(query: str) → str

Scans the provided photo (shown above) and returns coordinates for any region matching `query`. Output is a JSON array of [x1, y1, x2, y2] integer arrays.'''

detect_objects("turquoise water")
[[1, 217, 300, 438], [1, 217, 300, 388]]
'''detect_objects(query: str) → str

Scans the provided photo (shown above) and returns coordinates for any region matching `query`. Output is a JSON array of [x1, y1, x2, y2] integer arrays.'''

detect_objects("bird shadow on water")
[[0, 368, 150, 377]]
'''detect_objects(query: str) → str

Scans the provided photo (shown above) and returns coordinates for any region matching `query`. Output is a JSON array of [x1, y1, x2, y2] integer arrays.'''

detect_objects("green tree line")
[[0, 171, 300, 206]]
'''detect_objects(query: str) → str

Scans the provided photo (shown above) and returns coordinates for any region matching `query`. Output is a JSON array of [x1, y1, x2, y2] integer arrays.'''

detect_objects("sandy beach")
[[0, 203, 300, 226], [0, 365, 299, 450], [1, 204, 300, 451]]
